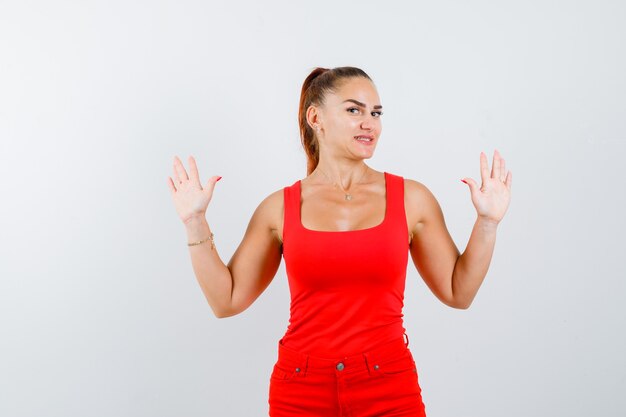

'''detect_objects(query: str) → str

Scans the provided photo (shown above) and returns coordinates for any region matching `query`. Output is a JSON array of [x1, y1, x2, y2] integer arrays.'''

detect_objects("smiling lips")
[[354, 135, 374, 143]]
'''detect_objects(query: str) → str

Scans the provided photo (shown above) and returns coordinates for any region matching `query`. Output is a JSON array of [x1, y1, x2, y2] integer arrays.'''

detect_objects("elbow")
[[211, 305, 236, 319], [451, 297, 473, 310], [445, 300, 471, 310], [444, 294, 473, 310], [448, 283, 473, 310], [213, 310, 231, 319], [212, 302, 246, 319], [206, 291, 238, 318], [213, 307, 240, 319]]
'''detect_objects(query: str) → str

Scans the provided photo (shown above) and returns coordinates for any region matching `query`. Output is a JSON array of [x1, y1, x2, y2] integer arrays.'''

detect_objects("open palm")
[[167, 155, 221, 224], [462, 150, 512, 224]]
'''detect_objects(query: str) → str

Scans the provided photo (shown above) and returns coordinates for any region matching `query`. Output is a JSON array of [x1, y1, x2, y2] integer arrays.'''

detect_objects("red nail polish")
[[216, 176, 222, 182], [461, 179, 467, 184]]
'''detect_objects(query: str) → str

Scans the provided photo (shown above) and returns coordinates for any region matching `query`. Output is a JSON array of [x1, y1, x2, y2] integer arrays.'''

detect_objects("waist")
[[275, 333, 411, 376], [280, 316, 406, 358]]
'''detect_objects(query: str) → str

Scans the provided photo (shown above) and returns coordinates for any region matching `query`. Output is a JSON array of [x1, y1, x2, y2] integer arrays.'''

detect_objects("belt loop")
[[302, 354, 309, 376], [362, 352, 373, 375], [404, 332, 409, 347]]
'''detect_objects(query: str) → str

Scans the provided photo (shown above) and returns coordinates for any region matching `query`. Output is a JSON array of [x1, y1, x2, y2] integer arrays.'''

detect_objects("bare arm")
[[168, 155, 283, 318], [407, 150, 512, 309], [184, 193, 283, 318], [407, 182, 499, 309], [407, 181, 463, 308], [450, 218, 498, 308]]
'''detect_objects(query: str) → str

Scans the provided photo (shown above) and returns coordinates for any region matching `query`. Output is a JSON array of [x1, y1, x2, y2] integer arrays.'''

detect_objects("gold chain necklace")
[[316, 165, 369, 201]]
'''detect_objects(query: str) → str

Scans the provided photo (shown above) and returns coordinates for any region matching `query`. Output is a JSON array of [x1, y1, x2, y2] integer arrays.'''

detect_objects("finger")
[[172, 156, 183, 183], [462, 177, 480, 196], [500, 157, 507, 182], [505, 170, 512, 190], [491, 149, 501, 179], [173, 155, 189, 183], [172, 159, 181, 183], [167, 176, 177, 194], [479, 152, 489, 185], [205, 175, 222, 192], [187, 155, 202, 187]]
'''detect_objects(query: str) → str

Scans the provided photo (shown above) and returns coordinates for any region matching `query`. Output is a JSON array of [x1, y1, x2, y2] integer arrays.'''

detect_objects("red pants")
[[268, 334, 427, 416]]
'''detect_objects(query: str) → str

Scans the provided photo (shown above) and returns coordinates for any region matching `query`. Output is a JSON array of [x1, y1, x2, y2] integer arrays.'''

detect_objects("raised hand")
[[461, 150, 512, 225], [167, 155, 221, 225]]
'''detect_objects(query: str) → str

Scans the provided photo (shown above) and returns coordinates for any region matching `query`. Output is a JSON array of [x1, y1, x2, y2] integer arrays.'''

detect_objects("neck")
[[312, 160, 370, 190]]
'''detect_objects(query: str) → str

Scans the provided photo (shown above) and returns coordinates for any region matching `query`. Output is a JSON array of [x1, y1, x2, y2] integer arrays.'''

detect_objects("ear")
[[306, 104, 322, 131]]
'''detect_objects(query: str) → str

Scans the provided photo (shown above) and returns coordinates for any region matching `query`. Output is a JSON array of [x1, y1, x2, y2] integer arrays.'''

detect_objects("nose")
[[361, 117, 375, 130]]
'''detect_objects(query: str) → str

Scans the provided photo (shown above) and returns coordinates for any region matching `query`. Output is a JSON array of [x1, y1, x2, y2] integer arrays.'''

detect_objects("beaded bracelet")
[[188, 232, 214, 249]]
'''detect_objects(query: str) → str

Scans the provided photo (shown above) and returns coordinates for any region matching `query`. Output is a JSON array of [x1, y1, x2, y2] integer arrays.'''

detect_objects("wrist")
[[184, 214, 213, 246], [476, 216, 499, 230], [188, 232, 214, 249], [184, 215, 211, 240], [183, 213, 207, 227]]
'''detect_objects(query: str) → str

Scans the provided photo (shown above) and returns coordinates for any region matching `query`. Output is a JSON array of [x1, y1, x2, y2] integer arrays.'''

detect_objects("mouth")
[[354, 135, 374, 143]]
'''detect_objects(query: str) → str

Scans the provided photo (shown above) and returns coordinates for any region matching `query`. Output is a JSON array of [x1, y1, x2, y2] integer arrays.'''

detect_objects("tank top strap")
[[282, 180, 300, 241], [383, 172, 408, 235]]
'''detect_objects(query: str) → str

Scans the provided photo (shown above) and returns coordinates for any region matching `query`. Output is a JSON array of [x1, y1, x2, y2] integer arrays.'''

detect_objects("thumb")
[[461, 177, 479, 195], [205, 175, 222, 192]]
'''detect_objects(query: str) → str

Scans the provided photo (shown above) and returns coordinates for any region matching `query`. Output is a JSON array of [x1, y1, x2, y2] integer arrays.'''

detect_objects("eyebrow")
[[342, 99, 383, 110]]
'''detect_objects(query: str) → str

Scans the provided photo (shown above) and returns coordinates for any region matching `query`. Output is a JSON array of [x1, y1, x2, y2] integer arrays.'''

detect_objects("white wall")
[[1, 0, 624, 416]]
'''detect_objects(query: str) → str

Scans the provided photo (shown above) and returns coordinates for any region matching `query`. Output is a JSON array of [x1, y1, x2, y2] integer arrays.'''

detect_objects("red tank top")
[[280, 171, 410, 358]]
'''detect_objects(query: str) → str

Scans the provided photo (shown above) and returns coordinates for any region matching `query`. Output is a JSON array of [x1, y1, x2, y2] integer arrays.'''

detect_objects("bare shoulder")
[[250, 186, 285, 244], [403, 178, 441, 237], [256, 187, 284, 210], [403, 178, 438, 210]]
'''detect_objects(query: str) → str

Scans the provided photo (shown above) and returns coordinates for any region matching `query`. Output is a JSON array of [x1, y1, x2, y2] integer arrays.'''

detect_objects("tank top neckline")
[[296, 171, 389, 234]]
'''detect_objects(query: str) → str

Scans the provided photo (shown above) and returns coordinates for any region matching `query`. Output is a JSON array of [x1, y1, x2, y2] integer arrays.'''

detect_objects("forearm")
[[451, 217, 499, 309], [184, 215, 234, 317]]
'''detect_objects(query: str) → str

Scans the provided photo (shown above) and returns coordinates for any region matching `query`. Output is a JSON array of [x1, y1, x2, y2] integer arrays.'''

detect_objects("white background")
[[1, 0, 625, 416]]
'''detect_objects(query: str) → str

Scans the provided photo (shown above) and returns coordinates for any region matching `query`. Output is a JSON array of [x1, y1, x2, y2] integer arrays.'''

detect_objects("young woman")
[[168, 66, 512, 416]]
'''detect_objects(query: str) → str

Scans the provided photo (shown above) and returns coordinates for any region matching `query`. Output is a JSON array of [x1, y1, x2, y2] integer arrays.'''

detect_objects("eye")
[[347, 107, 383, 117]]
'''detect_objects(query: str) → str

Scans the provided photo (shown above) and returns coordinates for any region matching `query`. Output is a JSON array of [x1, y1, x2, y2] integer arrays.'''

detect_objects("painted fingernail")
[[216, 176, 222, 182], [461, 179, 467, 184]]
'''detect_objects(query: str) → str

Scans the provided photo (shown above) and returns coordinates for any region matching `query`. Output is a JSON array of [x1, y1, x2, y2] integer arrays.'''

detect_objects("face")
[[309, 77, 383, 161]]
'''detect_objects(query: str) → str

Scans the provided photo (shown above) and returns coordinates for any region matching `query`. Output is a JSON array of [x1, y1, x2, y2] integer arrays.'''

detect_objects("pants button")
[[336, 362, 345, 371]]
